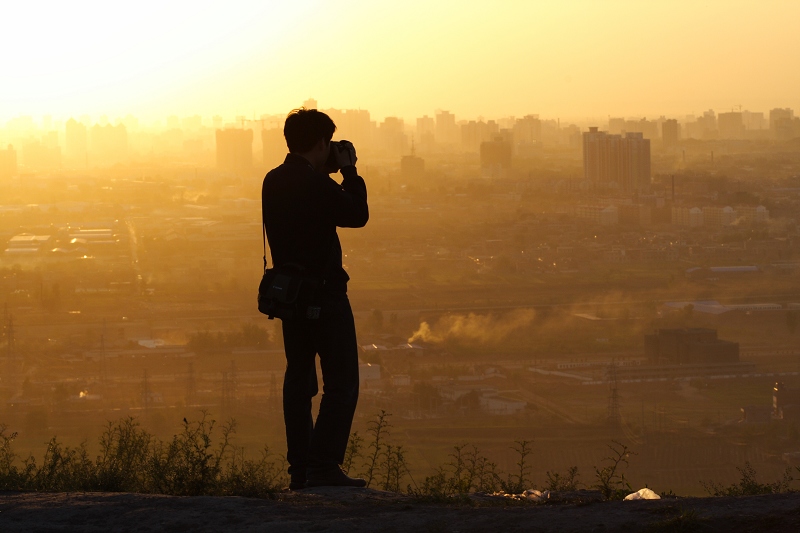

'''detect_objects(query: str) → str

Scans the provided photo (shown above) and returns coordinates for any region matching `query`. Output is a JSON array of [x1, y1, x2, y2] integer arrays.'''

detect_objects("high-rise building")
[[0, 145, 17, 178], [461, 120, 498, 152], [742, 111, 765, 130], [513, 115, 542, 144], [608, 118, 626, 135], [622, 132, 651, 190], [582, 127, 650, 192], [718, 112, 744, 139], [662, 119, 680, 147], [215, 128, 253, 171], [480, 135, 512, 177], [416, 115, 435, 149], [435, 110, 458, 145], [261, 127, 285, 169], [770, 108, 794, 140], [378, 117, 406, 155], [65, 118, 88, 166], [303, 98, 318, 110], [23, 136, 61, 169], [624, 118, 659, 139], [326, 109, 372, 149], [90, 123, 128, 164]]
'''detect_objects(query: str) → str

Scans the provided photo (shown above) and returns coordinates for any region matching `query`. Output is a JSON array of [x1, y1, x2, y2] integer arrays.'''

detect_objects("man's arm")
[[327, 165, 369, 228]]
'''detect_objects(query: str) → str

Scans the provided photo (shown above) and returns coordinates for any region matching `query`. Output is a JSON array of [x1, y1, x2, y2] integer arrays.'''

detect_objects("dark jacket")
[[261, 153, 368, 295]]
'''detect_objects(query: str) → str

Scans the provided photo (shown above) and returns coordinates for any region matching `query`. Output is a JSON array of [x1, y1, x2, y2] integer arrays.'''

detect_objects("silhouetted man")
[[262, 109, 368, 489]]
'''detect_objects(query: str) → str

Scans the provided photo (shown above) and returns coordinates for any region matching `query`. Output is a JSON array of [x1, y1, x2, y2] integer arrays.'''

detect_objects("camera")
[[324, 140, 356, 174]]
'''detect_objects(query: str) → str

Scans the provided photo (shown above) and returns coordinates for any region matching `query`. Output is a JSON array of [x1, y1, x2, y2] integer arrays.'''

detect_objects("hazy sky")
[[2, 0, 799, 124]]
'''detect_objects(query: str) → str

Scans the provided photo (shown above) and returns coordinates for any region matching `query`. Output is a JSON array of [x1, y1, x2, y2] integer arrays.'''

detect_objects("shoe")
[[306, 466, 367, 488], [289, 473, 307, 490]]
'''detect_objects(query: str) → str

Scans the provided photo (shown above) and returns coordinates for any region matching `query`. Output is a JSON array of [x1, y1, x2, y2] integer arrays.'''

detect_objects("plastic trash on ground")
[[522, 489, 549, 501], [489, 489, 550, 501], [624, 488, 661, 500]]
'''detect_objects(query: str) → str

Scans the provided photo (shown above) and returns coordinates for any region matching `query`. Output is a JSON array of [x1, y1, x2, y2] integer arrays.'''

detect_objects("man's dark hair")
[[284, 108, 337, 153]]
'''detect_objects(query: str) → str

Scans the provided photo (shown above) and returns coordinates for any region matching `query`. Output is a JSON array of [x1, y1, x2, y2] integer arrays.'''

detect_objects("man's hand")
[[335, 140, 357, 169]]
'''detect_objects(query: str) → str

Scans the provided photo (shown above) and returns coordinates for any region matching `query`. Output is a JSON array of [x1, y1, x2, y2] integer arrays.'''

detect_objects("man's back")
[[262, 153, 368, 294]]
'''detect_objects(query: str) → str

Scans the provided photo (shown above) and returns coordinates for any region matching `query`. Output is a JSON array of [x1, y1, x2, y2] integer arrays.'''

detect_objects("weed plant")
[[14, 411, 788, 501], [0, 413, 287, 496], [545, 466, 581, 492], [591, 440, 636, 500], [701, 461, 794, 497]]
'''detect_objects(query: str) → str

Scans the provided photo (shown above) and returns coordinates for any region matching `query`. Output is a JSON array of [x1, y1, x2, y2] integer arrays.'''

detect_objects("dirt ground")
[[1, 488, 800, 532]]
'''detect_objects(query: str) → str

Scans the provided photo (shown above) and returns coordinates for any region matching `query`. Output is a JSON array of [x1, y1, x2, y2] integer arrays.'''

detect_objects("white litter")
[[522, 489, 550, 501], [624, 488, 661, 500], [490, 489, 550, 501]]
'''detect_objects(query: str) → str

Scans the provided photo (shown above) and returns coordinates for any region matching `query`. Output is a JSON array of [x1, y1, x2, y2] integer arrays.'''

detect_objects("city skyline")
[[0, 101, 794, 132]]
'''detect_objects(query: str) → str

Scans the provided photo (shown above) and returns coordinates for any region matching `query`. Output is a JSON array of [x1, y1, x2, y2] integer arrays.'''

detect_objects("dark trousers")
[[281, 296, 359, 476]]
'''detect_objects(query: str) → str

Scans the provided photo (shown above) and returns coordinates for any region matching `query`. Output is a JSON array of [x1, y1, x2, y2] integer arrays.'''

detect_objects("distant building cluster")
[[0, 144, 17, 178], [1, 221, 135, 294], [216, 128, 253, 171], [572, 199, 769, 228], [672, 205, 769, 227], [1, 101, 798, 177]]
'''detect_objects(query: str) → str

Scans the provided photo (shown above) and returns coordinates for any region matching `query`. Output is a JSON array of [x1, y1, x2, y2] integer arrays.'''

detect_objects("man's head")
[[284, 108, 336, 170]]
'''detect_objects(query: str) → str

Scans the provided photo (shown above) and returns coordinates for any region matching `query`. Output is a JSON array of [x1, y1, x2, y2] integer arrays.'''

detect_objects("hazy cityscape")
[[0, 96, 798, 497]]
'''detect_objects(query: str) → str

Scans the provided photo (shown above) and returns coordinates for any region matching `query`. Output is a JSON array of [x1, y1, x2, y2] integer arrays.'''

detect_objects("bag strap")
[[262, 210, 268, 273]]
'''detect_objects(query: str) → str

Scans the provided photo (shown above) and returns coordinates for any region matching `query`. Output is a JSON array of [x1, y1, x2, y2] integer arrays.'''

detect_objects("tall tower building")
[[378, 117, 406, 155], [216, 128, 253, 171], [770, 108, 794, 140], [622, 132, 651, 191], [262, 127, 285, 169], [435, 110, 458, 145], [718, 112, 744, 139], [416, 115, 435, 149], [583, 127, 650, 192], [480, 135, 512, 178], [513, 115, 542, 144], [65, 118, 88, 166], [90, 123, 128, 164], [583, 127, 611, 185], [0, 145, 18, 179], [662, 119, 680, 147]]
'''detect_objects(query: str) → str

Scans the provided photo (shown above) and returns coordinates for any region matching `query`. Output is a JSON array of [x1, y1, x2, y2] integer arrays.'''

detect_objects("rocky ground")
[[1, 488, 800, 532]]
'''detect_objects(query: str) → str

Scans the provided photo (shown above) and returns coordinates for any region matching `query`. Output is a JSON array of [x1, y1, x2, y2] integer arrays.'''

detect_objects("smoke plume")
[[408, 309, 536, 344]]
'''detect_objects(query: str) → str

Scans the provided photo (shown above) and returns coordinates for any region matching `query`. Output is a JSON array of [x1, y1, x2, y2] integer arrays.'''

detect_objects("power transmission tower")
[[221, 360, 239, 414], [229, 360, 238, 404], [221, 371, 230, 412], [607, 359, 621, 426], [185, 362, 197, 407], [141, 369, 151, 415], [5, 312, 16, 391], [100, 318, 107, 390]]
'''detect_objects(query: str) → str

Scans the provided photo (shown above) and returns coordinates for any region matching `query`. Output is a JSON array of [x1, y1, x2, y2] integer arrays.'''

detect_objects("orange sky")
[[2, 0, 798, 124]]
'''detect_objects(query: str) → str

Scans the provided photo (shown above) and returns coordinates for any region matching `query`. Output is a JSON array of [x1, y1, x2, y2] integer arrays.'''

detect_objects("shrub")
[[592, 441, 635, 500], [545, 466, 581, 492], [701, 462, 793, 496], [0, 414, 287, 496]]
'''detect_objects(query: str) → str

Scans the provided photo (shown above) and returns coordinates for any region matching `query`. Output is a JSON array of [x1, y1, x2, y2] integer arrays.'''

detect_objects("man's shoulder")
[[263, 163, 295, 189]]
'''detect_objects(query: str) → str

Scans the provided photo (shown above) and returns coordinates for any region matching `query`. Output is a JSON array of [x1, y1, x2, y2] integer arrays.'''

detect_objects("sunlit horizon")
[[2, 0, 798, 123]]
